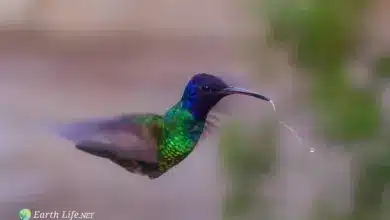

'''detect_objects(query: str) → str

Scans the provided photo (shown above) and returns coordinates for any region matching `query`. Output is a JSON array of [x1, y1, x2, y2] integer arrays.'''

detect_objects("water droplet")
[[269, 100, 303, 144], [310, 148, 315, 153]]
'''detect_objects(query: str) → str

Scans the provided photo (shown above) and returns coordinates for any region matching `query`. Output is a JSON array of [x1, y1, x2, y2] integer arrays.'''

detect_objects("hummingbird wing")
[[201, 113, 221, 138], [56, 113, 164, 164]]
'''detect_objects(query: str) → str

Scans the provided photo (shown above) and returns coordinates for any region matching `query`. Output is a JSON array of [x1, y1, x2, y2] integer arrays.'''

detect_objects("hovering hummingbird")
[[57, 73, 271, 179]]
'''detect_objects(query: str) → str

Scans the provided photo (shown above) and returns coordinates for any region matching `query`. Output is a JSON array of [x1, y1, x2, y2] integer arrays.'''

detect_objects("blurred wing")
[[202, 113, 221, 138], [55, 113, 164, 163]]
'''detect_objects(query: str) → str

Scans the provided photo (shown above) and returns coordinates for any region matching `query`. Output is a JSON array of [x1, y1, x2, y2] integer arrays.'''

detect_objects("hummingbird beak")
[[221, 86, 271, 102]]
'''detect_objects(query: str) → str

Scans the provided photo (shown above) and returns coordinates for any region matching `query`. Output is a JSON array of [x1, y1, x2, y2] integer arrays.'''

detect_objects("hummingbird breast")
[[158, 118, 204, 171]]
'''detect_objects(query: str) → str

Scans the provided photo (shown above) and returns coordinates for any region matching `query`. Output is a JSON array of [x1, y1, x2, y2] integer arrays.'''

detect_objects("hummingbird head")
[[181, 73, 271, 120]]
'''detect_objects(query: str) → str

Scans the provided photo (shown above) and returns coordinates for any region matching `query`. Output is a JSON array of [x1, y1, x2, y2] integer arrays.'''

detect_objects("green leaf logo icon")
[[19, 209, 32, 220]]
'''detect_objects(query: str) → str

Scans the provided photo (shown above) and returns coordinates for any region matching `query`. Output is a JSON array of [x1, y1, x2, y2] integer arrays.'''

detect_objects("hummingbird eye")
[[202, 85, 212, 92], [202, 85, 215, 92]]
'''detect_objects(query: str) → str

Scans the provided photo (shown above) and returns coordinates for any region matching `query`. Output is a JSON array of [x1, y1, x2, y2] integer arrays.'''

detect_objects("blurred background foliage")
[[221, 0, 390, 219], [221, 121, 278, 219]]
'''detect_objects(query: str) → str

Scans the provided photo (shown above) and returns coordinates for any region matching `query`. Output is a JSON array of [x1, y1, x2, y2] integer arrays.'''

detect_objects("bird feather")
[[55, 113, 164, 177]]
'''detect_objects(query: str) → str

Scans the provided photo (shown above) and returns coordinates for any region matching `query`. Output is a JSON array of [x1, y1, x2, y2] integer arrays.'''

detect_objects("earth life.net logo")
[[18, 208, 95, 220], [19, 209, 32, 220]]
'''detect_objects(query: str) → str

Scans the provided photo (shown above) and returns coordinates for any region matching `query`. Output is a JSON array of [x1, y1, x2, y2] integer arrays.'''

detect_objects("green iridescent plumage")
[[57, 73, 271, 179], [159, 101, 205, 172]]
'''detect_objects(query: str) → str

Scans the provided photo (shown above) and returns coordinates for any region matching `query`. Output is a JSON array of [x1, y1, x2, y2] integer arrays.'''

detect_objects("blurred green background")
[[0, 0, 389, 220], [222, 0, 390, 220]]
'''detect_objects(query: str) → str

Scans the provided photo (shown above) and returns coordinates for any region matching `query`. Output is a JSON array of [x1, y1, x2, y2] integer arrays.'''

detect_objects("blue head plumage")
[[180, 73, 271, 121]]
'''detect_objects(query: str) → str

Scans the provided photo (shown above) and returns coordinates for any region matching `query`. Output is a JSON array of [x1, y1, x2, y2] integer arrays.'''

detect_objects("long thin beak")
[[221, 86, 271, 102]]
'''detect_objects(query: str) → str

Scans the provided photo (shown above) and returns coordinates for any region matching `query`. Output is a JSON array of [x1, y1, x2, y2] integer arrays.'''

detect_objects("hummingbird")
[[57, 73, 271, 179]]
